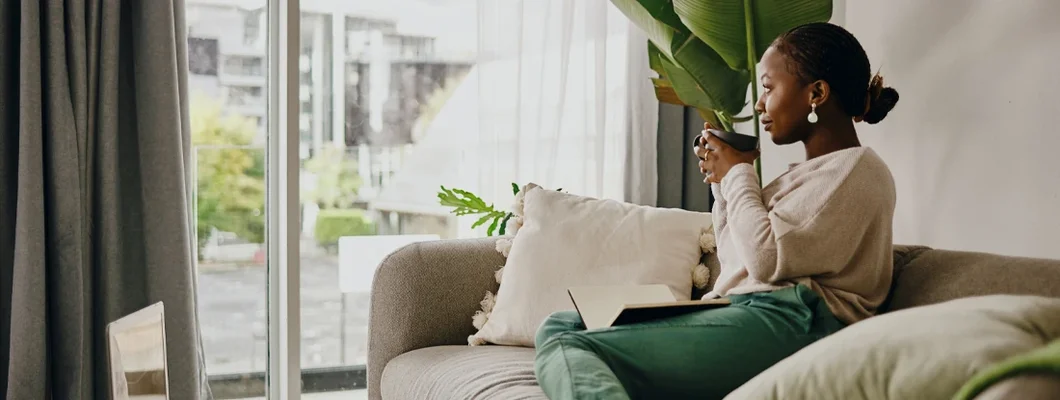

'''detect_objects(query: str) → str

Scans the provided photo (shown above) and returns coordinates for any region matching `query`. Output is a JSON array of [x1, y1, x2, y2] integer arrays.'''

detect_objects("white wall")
[[755, 1, 1060, 259]]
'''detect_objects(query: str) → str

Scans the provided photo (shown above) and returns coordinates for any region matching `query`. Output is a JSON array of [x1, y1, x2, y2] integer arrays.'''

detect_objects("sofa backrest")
[[882, 246, 1060, 313]]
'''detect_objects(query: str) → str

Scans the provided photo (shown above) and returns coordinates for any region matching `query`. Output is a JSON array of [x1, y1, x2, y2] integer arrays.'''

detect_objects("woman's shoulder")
[[808, 147, 892, 186], [777, 147, 894, 207], [777, 147, 871, 186], [841, 147, 897, 205], [851, 148, 896, 186]]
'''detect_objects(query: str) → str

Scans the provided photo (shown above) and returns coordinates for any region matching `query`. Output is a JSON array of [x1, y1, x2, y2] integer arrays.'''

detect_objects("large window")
[[295, 1, 476, 395], [187, 0, 477, 398], [188, 0, 641, 397], [187, 1, 270, 398]]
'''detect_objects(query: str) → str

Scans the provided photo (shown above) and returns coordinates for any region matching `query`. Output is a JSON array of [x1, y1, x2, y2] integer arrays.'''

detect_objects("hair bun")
[[863, 74, 899, 124]]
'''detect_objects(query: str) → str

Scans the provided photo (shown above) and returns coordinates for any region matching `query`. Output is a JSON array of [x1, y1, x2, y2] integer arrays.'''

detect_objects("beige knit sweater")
[[704, 147, 896, 324]]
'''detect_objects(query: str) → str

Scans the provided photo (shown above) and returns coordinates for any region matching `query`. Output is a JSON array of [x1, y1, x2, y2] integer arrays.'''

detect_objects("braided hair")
[[771, 22, 899, 124]]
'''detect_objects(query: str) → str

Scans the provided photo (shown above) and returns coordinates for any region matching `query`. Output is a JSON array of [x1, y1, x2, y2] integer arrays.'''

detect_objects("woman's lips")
[[761, 118, 773, 131]]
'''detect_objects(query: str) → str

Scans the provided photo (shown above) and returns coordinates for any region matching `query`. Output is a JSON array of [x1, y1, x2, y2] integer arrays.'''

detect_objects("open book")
[[567, 284, 731, 330]]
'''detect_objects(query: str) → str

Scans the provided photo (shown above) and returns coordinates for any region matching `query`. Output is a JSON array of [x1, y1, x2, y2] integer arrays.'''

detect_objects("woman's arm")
[[718, 164, 780, 282]]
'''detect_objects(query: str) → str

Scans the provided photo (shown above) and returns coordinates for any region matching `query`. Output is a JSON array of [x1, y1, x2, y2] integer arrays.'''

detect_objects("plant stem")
[[743, 0, 762, 185]]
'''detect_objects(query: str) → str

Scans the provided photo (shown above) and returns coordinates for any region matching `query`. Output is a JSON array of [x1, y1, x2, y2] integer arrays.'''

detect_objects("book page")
[[567, 285, 676, 330]]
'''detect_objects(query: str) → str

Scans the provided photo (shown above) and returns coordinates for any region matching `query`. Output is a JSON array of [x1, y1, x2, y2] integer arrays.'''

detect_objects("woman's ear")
[[809, 80, 830, 106]]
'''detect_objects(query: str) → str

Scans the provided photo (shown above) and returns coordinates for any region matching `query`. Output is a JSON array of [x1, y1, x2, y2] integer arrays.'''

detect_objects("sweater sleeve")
[[719, 159, 877, 283], [710, 183, 727, 232]]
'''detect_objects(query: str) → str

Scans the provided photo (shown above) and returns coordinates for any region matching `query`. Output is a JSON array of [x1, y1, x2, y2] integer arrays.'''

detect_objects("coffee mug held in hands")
[[699, 129, 759, 153]]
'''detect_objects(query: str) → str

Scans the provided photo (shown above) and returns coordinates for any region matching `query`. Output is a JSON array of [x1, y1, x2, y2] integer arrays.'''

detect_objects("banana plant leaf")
[[668, 38, 748, 116], [616, 0, 832, 111], [609, 0, 683, 59], [653, 84, 685, 106], [613, 0, 832, 182], [672, 0, 833, 71], [616, 0, 748, 116]]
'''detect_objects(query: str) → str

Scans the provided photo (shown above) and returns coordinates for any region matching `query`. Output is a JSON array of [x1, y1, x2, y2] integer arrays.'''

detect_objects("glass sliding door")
[[186, 0, 271, 398], [188, 0, 482, 397], [187, 0, 303, 398], [296, 0, 478, 396]]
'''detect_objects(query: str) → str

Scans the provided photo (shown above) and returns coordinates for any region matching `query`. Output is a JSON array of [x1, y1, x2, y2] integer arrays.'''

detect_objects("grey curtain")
[[0, 1, 208, 399], [656, 103, 712, 212]]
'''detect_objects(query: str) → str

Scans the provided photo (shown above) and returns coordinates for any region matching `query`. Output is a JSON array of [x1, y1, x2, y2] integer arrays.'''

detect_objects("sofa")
[[367, 238, 1060, 399]]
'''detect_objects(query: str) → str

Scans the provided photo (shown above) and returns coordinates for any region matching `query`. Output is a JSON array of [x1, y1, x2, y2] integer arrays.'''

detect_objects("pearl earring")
[[807, 103, 819, 123]]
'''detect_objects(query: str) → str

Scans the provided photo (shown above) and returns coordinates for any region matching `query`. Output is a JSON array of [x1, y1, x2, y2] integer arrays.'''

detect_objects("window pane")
[[187, 1, 270, 398], [298, 0, 477, 395]]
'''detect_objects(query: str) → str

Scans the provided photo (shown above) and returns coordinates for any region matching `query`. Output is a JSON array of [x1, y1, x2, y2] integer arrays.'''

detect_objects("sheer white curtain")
[[471, 0, 658, 209]]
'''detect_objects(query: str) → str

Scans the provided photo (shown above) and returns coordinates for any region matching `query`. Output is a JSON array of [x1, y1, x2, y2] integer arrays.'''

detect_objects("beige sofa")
[[367, 238, 1060, 399]]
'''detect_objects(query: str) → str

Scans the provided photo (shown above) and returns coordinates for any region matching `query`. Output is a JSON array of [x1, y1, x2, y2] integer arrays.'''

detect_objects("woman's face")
[[755, 46, 814, 145]]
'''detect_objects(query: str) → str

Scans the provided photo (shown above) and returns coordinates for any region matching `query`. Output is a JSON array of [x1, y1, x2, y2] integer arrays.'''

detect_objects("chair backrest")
[[107, 302, 170, 400]]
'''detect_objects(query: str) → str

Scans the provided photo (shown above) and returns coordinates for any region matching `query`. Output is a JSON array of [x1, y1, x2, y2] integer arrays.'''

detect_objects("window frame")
[[266, 0, 302, 398]]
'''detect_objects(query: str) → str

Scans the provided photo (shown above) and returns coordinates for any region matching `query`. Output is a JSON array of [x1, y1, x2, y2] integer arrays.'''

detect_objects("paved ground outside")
[[197, 238, 371, 375]]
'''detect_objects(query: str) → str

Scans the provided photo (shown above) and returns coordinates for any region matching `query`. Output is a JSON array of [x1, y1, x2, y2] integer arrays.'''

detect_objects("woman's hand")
[[695, 122, 760, 184]]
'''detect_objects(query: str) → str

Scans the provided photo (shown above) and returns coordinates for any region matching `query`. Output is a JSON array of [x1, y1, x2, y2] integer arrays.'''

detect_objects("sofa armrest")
[[367, 237, 505, 400]]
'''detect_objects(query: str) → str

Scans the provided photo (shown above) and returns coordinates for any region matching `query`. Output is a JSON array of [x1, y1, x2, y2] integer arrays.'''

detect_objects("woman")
[[533, 22, 899, 399]]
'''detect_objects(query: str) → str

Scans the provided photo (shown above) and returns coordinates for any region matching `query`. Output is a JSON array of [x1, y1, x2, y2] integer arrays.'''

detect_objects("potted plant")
[[609, 0, 833, 180]]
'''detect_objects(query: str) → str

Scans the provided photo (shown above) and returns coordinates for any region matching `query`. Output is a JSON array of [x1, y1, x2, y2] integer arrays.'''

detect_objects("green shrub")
[[191, 95, 265, 258], [314, 209, 376, 252]]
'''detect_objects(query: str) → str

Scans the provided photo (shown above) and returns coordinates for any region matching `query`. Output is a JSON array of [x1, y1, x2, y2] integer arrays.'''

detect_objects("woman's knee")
[[535, 310, 585, 348], [536, 331, 590, 359]]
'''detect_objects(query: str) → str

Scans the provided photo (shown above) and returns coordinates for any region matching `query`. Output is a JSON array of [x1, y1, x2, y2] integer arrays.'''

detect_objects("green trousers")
[[534, 285, 845, 400]]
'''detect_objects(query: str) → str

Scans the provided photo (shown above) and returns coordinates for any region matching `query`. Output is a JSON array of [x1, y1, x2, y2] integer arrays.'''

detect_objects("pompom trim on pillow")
[[480, 291, 497, 313], [471, 309, 489, 330], [495, 238, 512, 258], [469, 184, 536, 346], [506, 183, 536, 236], [699, 228, 716, 254], [692, 263, 711, 289], [509, 216, 524, 235]]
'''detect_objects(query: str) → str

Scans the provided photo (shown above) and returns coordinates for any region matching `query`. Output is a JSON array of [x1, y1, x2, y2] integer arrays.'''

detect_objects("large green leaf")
[[653, 83, 685, 106], [610, 0, 680, 58], [668, 38, 749, 116], [615, 0, 751, 116], [672, 0, 832, 70], [647, 40, 666, 76], [633, 0, 687, 34], [658, 53, 743, 115], [697, 109, 725, 131]]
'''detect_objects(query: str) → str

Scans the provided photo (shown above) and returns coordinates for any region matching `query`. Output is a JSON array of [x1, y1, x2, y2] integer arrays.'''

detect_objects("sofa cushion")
[[473, 184, 712, 347], [724, 294, 1060, 400], [381, 345, 544, 400], [887, 249, 1060, 311]]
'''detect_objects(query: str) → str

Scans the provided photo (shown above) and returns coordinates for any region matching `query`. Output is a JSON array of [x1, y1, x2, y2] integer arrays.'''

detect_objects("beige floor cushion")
[[725, 294, 1060, 400]]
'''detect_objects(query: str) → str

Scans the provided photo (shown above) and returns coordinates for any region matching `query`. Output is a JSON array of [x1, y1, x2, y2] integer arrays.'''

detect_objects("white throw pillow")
[[470, 184, 714, 347], [725, 295, 1060, 400]]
